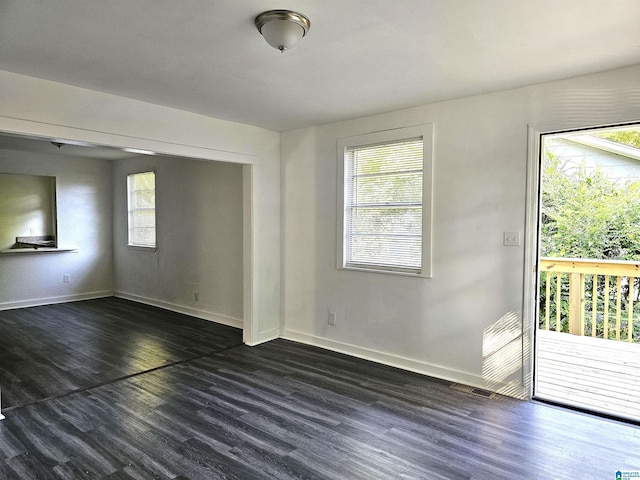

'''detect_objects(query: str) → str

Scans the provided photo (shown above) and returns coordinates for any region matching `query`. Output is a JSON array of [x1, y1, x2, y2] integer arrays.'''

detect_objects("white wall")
[[113, 156, 244, 327], [281, 64, 640, 398], [0, 70, 281, 344], [0, 149, 113, 308]]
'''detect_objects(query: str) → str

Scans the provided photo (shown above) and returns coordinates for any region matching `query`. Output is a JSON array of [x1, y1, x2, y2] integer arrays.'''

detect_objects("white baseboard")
[[0, 290, 113, 311], [281, 328, 524, 398], [114, 291, 243, 330]]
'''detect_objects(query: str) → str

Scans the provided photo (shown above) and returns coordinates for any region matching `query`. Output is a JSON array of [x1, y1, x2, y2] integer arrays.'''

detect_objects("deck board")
[[536, 328, 640, 421]]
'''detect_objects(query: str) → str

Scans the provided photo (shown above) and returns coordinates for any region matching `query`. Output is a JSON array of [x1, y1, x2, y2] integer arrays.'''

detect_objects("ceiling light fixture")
[[50, 138, 93, 147], [255, 10, 310, 52], [123, 148, 156, 155]]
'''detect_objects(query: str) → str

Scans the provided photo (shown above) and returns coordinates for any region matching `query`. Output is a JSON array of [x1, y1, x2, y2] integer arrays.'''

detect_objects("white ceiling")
[[0, 0, 639, 132]]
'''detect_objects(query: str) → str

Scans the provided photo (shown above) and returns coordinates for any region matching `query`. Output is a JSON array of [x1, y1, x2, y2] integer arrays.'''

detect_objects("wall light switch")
[[503, 231, 520, 246]]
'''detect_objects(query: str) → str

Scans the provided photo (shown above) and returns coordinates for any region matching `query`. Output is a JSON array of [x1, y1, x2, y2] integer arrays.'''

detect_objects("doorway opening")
[[0, 130, 255, 343], [534, 124, 640, 422]]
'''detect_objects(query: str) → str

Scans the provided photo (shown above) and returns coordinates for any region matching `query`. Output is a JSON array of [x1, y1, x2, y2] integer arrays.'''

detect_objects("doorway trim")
[[523, 125, 543, 400]]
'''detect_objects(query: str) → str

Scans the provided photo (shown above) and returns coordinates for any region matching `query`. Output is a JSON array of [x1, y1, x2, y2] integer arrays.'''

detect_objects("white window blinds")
[[344, 137, 423, 273]]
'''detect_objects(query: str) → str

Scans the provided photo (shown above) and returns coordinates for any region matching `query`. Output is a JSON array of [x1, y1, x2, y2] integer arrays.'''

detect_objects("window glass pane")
[[133, 172, 155, 189], [132, 210, 155, 228], [132, 227, 156, 246], [349, 207, 422, 235], [350, 172, 423, 204], [133, 190, 155, 209]]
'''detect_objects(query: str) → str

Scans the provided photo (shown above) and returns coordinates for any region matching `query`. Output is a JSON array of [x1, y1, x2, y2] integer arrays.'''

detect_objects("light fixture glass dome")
[[255, 10, 310, 52]]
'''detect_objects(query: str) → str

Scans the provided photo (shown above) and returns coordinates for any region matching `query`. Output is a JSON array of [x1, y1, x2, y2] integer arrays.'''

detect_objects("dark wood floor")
[[0, 298, 243, 409], [1, 299, 639, 479]]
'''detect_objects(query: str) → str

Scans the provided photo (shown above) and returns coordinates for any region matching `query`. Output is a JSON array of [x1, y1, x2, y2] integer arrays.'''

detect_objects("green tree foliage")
[[540, 149, 640, 341], [596, 129, 640, 149], [541, 151, 640, 261]]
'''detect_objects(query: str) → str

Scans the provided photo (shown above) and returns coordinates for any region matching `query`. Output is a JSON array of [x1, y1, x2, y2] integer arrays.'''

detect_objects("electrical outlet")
[[63, 274, 70, 283], [503, 231, 520, 246], [194, 291, 199, 302], [328, 311, 336, 326]]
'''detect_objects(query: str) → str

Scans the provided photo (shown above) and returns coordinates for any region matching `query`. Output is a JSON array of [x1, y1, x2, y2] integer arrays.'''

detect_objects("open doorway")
[[534, 124, 640, 421], [0, 131, 253, 340]]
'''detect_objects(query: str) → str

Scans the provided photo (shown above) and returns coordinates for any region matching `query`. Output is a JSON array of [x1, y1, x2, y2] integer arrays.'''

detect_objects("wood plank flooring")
[[1, 299, 640, 479], [0, 297, 243, 409]]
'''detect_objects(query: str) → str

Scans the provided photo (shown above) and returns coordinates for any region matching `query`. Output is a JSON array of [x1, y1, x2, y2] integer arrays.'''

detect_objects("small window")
[[337, 125, 433, 276], [127, 171, 156, 248]]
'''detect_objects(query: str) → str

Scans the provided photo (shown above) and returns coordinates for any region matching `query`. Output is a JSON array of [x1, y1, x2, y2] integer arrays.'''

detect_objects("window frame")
[[337, 124, 434, 277], [127, 170, 157, 249]]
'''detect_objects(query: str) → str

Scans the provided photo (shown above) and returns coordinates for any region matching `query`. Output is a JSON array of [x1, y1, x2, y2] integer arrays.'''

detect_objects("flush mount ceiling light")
[[123, 148, 156, 155], [255, 10, 310, 52]]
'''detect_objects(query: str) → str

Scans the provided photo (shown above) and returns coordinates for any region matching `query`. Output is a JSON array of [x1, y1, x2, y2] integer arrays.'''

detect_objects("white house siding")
[[545, 136, 640, 182]]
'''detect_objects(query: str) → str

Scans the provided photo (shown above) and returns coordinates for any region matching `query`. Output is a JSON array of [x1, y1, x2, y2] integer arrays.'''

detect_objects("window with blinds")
[[345, 138, 423, 273], [127, 171, 156, 248], [337, 124, 433, 277]]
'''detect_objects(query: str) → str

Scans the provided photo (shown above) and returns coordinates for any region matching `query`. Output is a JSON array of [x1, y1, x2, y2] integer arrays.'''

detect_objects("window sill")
[[338, 265, 429, 278], [126, 244, 157, 252], [1, 247, 78, 254]]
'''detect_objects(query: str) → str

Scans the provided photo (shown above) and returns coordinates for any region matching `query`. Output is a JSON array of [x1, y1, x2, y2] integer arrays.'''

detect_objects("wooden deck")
[[536, 328, 640, 421]]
